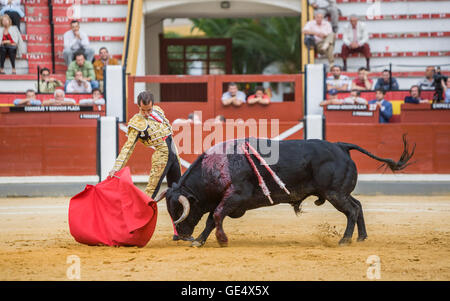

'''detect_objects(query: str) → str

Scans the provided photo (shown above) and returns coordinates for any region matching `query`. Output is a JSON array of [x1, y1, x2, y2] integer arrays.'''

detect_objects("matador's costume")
[[112, 105, 181, 198]]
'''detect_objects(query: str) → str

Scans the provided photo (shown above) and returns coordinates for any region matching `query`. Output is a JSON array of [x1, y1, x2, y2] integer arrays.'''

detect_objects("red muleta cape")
[[68, 167, 158, 247]]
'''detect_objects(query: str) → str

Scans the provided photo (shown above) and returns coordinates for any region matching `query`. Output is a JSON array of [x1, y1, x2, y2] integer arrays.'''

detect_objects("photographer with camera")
[[433, 67, 448, 103]]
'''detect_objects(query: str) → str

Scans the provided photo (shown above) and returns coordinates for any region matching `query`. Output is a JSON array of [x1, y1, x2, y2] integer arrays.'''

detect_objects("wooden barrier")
[[0, 125, 98, 176], [400, 103, 450, 123], [326, 123, 450, 173]]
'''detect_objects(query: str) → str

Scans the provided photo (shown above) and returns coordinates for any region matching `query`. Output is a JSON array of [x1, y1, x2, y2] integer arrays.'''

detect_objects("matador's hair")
[[137, 91, 154, 106]]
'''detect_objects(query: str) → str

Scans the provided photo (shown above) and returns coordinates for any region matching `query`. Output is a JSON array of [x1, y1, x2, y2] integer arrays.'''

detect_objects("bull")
[[155, 136, 414, 247]]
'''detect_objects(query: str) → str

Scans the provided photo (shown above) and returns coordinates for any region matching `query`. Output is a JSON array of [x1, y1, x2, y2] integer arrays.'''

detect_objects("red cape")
[[68, 167, 158, 247]]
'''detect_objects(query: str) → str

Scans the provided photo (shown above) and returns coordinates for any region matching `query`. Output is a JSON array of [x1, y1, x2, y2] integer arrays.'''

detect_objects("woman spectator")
[[0, 14, 24, 74], [0, 0, 24, 30]]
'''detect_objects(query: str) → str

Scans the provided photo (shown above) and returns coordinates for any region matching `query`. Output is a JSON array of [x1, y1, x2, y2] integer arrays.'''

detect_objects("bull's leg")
[[349, 196, 368, 242], [191, 212, 215, 247], [213, 199, 230, 247], [328, 196, 359, 245]]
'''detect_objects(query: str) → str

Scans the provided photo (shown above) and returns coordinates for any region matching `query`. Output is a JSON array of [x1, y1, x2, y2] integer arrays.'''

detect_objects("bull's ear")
[[187, 195, 199, 205]]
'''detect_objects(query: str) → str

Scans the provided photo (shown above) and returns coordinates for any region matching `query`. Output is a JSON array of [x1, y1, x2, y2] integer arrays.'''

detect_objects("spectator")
[[63, 20, 95, 65], [319, 89, 342, 106], [0, 14, 24, 74], [302, 11, 335, 65], [374, 69, 399, 91], [343, 89, 368, 104], [309, 0, 340, 33], [42, 89, 76, 106], [247, 86, 270, 105], [352, 67, 373, 91], [442, 79, 450, 103], [79, 88, 105, 105], [66, 70, 92, 93], [326, 65, 350, 91], [38, 67, 63, 93], [13, 89, 41, 106], [404, 85, 429, 104], [417, 66, 436, 91], [93, 47, 119, 92], [0, 0, 24, 31], [221, 82, 246, 107], [368, 89, 392, 123], [341, 14, 371, 71], [65, 52, 99, 91]]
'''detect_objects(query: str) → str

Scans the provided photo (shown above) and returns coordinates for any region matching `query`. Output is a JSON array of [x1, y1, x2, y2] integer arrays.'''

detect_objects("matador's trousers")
[[146, 135, 182, 199]]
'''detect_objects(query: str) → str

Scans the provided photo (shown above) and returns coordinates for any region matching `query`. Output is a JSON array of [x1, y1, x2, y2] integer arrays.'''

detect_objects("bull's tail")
[[337, 134, 416, 172]]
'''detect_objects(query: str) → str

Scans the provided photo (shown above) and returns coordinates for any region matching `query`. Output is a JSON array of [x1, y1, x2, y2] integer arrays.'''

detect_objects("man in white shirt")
[[302, 12, 335, 65], [63, 20, 95, 65], [326, 65, 350, 91], [341, 15, 371, 71], [42, 89, 77, 106], [221, 82, 247, 107], [66, 70, 92, 93], [309, 0, 340, 33]]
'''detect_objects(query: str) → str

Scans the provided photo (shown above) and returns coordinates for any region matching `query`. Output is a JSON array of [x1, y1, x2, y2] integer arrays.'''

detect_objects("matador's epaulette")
[[127, 114, 148, 132], [152, 105, 165, 116]]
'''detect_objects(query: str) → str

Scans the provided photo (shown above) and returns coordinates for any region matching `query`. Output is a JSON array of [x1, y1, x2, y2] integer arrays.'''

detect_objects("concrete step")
[[338, 0, 450, 16]]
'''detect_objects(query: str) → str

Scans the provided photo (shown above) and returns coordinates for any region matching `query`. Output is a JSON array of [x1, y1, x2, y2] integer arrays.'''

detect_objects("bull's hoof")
[[357, 235, 368, 242], [338, 237, 352, 246], [217, 240, 228, 247], [173, 235, 194, 242], [191, 240, 205, 248]]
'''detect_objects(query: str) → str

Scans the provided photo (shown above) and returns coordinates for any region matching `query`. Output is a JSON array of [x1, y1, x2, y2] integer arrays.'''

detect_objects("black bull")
[[155, 137, 415, 247]]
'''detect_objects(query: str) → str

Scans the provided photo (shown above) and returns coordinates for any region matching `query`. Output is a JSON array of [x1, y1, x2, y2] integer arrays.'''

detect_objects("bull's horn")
[[154, 188, 168, 203], [174, 195, 190, 225]]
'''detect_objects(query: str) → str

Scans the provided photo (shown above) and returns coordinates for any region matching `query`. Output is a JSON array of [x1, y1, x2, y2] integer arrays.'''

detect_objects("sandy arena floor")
[[0, 194, 449, 281]]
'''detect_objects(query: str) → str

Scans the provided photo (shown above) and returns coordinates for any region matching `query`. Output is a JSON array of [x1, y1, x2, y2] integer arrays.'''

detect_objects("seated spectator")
[[13, 89, 41, 106], [417, 66, 436, 91], [63, 20, 95, 65], [247, 86, 270, 105], [93, 47, 119, 92], [66, 70, 92, 93], [0, 0, 24, 31], [0, 14, 24, 74], [38, 67, 63, 93], [309, 0, 340, 33], [221, 82, 246, 107], [65, 52, 99, 91], [368, 89, 392, 123], [302, 11, 335, 65], [352, 67, 373, 91], [341, 15, 370, 71], [404, 85, 429, 104], [79, 88, 105, 106], [442, 79, 450, 103], [374, 69, 399, 91], [326, 65, 350, 91], [42, 89, 76, 106], [343, 89, 368, 104], [319, 89, 342, 106]]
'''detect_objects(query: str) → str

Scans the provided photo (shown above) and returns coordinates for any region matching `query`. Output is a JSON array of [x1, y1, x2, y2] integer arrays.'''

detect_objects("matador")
[[109, 91, 181, 200]]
